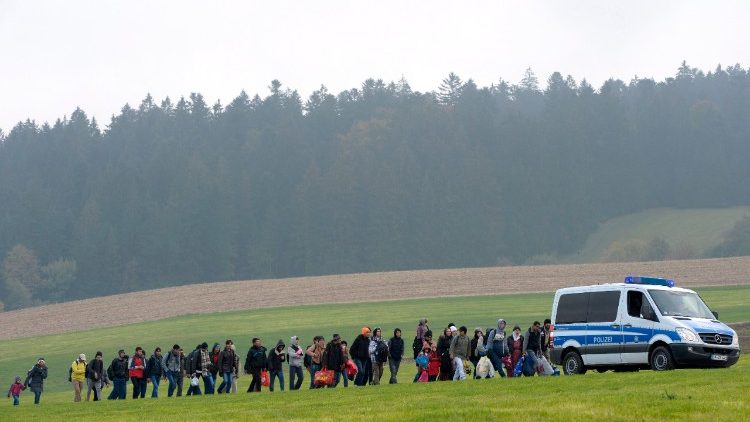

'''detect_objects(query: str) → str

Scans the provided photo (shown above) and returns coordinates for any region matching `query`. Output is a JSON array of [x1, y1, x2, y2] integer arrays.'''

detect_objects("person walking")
[[230, 344, 240, 394], [449, 326, 471, 381], [146, 347, 165, 398], [198, 343, 215, 394], [86, 351, 108, 401], [209, 343, 221, 388], [163, 345, 183, 397], [128, 347, 147, 399], [7, 376, 24, 406], [388, 328, 404, 384], [437, 327, 454, 381], [350, 328, 371, 386], [340, 341, 351, 387], [369, 327, 388, 385], [522, 321, 543, 376], [470, 328, 484, 379], [306, 336, 325, 389], [322, 334, 345, 387], [245, 338, 268, 393], [107, 350, 128, 400], [287, 336, 304, 390], [267, 339, 286, 392], [24, 358, 47, 405], [69, 353, 87, 402], [486, 319, 508, 378], [507, 326, 524, 377], [217, 340, 237, 394], [185, 345, 203, 396]]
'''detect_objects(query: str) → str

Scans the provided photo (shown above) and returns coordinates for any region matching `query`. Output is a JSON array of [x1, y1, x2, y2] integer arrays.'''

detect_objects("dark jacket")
[[87, 359, 105, 381], [541, 327, 552, 352], [470, 335, 481, 359], [323, 341, 344, 370], [209, 344, 221, 373], [245, 346, 268, 371], [350, 334, 370, 361], [145, 354, 165, 378], [219, 348, 237, 374], [267, 340, 286, 372], [437, 335, 452, 357], [25, 365, 47, 392], [523, 328, 542, 354], [110, 357, 129, 379], [388, 335, 404, 361]]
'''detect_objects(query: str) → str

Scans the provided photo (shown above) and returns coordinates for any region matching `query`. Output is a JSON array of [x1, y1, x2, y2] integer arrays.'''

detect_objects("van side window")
[[556, 293, 589, 324], [587, 291, 620, 323], [628, 290, 656, 320]]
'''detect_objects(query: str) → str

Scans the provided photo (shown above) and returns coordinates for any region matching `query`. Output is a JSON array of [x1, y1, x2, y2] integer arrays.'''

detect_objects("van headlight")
[[676, 328, 701, 343], [732, 334, 739, 346]]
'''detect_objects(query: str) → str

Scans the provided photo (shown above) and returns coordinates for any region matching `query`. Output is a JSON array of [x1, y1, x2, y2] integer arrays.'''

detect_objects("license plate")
[[710, 354, 728, 361]]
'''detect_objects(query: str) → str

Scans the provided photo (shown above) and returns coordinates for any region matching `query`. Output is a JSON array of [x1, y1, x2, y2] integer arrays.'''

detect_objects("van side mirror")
[[712, 311, 719, 319]]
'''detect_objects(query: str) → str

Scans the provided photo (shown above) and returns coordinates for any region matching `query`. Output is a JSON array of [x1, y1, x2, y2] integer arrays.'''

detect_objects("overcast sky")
[[1, 0, 749, 132]]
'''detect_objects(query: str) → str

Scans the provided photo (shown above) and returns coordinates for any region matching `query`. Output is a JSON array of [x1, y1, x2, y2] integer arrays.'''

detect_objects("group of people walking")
[[6, 318, 555, 405]]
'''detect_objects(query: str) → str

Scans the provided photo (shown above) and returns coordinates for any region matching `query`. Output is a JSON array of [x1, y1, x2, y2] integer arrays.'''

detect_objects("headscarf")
[[291, 336, 299, 347]]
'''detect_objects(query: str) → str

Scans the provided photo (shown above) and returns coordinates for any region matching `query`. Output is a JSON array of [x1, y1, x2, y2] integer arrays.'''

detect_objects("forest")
[[1, 62, 749, 310]]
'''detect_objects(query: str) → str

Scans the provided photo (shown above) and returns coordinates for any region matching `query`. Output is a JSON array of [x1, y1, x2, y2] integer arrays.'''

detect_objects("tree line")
[[1, 62, 750, 310]]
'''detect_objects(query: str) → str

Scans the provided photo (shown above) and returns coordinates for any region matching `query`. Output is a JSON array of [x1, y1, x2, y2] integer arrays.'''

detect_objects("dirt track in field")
[[1, 256, 749, 341]]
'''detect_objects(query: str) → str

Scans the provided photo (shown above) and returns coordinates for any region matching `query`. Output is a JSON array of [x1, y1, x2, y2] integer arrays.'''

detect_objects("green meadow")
[[0, 285, 748, 421]]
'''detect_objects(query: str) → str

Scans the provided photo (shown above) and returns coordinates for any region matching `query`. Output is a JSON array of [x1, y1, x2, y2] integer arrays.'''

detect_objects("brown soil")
[[1, 256, 749, 341]]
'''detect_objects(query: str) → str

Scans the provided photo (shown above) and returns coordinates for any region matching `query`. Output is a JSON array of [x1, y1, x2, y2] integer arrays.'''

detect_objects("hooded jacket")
[[267, 340, 286, 372], [110, 356, 129, 379], [245, 345, 268, 371], [288, 336, 304, 367], [146, 353, 165, 378], [488, 319, 509, 356], [70, 360, 87, 382]]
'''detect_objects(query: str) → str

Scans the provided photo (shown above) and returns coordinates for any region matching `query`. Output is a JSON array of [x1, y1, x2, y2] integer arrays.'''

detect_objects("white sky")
[[1, 0, 749, 132]]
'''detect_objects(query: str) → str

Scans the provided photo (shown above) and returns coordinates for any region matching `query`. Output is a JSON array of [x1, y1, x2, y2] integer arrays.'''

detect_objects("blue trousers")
[[150, 375, 160, 397], [289, 366, 304, 390], [269, 370, 284, 392], [107, 378, 127, 400], [217, 372, 233, 393]]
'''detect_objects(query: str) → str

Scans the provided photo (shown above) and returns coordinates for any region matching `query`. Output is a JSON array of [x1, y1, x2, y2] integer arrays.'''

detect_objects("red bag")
[[261, 370, 270, 387], [417, 369, 429, 383], [345, 360, 358, 379], [501, 355, 512, 370], [314, 368, 335, 386]]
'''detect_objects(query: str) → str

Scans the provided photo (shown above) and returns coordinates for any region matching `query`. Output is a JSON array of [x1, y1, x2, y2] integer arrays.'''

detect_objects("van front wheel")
[[650, 346, 675, 371], [563, 351, 586, 375]]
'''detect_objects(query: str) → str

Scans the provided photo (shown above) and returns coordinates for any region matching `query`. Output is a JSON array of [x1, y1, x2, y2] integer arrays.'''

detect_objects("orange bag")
[[261, 370, 270, 387], [314, 368, 335, 386]]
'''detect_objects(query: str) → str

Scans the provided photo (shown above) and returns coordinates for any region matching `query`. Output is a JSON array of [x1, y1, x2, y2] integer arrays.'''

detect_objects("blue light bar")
[[624, 276, 675, 287]]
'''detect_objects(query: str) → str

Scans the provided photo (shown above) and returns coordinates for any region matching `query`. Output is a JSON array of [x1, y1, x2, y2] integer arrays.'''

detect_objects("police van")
[[550, 276, 741, 374]]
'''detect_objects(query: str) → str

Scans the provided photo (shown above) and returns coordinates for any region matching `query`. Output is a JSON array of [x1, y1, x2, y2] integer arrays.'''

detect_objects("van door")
[[584, 290, 623, 365], [620, 289, 656, 364]]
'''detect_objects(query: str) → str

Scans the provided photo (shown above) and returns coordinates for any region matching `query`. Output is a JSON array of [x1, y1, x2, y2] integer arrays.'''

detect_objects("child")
[[7, 376, 25, 406], [340, 341, 350, 387]]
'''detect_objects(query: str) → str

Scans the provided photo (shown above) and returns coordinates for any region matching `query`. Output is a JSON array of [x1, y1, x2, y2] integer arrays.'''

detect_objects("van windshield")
[[648, 290, 714, 319]]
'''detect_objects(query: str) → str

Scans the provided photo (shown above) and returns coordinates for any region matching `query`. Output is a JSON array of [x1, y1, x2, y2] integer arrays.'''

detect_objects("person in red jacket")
[[128, 347, 147, 399], [7, 376, 25, 406]]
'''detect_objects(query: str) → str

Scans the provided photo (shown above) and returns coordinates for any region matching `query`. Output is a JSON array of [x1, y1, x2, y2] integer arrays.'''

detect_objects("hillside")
[[1, 256, 749, 340], [569, 207, 750, 263]]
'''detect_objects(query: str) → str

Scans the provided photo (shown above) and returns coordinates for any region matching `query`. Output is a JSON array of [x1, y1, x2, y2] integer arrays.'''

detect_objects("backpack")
[[485, 329, 495, 348], [303, 345, 312, 368], [106, 363, 114, 381], [415, 353, 429, 369], [411, 336, 422, 359], [375, 341, 388, 363]]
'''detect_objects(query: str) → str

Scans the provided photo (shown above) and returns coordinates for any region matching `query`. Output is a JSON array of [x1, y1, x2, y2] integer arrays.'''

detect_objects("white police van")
[[550, 276, 740, 374]]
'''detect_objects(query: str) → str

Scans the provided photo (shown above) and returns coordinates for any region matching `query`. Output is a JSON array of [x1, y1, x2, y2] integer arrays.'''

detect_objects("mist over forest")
[[2, 62, 750, 310]]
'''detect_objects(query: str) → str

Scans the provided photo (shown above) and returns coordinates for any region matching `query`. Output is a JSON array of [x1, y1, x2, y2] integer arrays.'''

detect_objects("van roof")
[[555, 283, 695, 295]]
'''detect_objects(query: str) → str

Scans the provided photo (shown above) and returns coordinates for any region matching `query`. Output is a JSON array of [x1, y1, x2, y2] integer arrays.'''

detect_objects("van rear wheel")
[[563, 351, 586, 375], [650, 346, 675, 371]]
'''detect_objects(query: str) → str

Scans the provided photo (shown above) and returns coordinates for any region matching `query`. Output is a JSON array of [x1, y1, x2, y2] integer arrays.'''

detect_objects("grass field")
[[0, 285, 747, 420], [0, 358, 748, 421], [571, 207, 750, 262]]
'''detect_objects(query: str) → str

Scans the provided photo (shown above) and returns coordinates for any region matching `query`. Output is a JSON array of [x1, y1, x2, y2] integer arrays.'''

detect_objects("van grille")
[[698, 333, 733, 345]]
